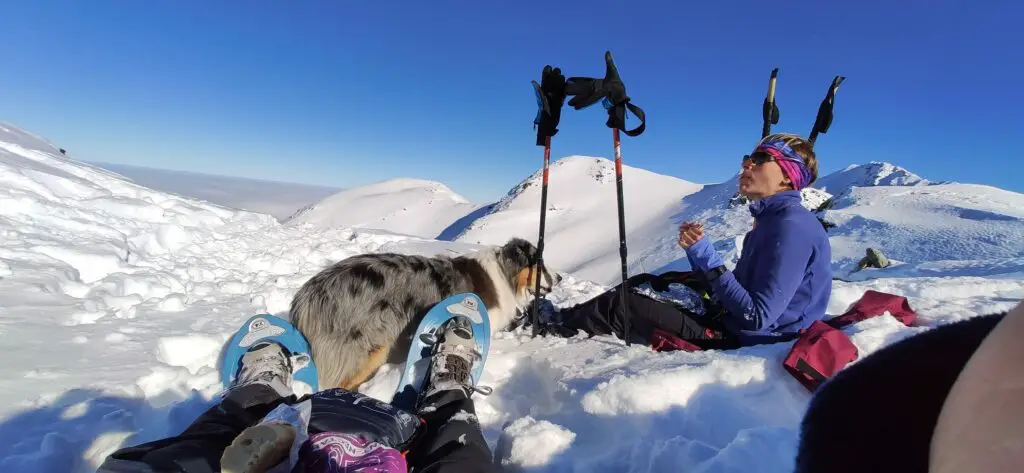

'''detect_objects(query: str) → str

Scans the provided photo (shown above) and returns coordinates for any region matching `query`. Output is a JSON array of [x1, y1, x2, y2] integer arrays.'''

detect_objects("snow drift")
[[285, 178, 485, 239]]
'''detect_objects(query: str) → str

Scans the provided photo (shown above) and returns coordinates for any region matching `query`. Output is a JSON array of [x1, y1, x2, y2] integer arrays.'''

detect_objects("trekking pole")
[[808, 75, 845, 144], [530, 66, 566, 337], [762, 68, 780, 139], [565, 51, 646, 346], [611, 126, 631, 345]]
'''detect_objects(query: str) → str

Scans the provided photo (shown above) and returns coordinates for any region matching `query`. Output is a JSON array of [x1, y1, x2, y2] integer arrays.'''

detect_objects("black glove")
[[532, 65, 567, 146], [564, 51, 646, 137]]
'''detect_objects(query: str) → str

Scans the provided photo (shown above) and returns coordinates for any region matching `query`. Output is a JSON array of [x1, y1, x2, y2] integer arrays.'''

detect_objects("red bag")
[[650, 328, 702, 352], [828, 290, 917, 329], [784, 320, 859, 392]]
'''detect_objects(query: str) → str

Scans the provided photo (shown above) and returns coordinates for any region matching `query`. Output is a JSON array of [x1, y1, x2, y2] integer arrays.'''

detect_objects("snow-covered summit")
[[454, 156, 703, 285], [814, 161, 928, 195], [285, 178, 482, 239]]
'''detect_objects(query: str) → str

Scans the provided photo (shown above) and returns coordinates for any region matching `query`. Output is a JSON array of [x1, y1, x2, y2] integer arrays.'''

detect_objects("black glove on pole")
[[808, 75, 845, 145], [565, 51, 647, 346], [530, 65, 566, 337]]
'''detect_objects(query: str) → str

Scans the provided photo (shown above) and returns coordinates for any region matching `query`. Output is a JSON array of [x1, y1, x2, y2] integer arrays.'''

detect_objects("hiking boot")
[[422, 317, 492, 400], [512, 299, 578, 338], [533, 298, 559, 324], [232, 342, 294, 398], [518, 298, 560, 325]]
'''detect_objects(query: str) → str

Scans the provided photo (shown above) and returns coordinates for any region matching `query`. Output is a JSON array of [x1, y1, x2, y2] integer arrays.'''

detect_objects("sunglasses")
[[742, 151, 775, 166]]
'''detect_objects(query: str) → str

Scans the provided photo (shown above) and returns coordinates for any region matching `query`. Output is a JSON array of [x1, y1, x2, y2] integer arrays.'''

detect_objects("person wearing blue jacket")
[[531, 133, 832, 349]]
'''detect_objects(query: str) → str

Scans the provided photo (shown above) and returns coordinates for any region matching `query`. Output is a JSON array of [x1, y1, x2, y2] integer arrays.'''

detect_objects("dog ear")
[[502, 238, 536, 267]]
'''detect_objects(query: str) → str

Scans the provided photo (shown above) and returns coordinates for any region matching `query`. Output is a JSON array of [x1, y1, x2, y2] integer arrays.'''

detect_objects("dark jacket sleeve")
[[707, 223, 812, 332]]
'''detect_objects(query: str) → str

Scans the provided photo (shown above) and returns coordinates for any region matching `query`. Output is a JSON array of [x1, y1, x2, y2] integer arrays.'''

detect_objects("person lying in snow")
[[97, 318, 498, 473], [531, 133, 833, 349]]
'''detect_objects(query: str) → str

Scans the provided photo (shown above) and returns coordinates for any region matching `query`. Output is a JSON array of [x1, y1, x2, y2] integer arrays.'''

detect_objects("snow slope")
[[285, 178, 485, 239], [454, 156, 704, 285], [0, 123, 482, 472], [823, 183, 1024, 266], [92, 162, 340, 222], [1, 120, 1022, 473]]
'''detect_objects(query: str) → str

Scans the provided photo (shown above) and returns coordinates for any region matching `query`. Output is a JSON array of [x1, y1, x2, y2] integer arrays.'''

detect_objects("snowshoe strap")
[[533, 65, 567, 146], [565, 51, 647, 137], [808, 75, 845, 144]]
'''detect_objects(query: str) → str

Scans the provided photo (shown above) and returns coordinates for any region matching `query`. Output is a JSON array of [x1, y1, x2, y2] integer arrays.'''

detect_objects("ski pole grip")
[[767, 68, 778, 103]]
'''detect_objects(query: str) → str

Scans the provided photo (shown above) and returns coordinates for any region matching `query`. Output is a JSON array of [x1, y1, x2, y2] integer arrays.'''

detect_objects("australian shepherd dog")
[[289, 238, 559, 390]]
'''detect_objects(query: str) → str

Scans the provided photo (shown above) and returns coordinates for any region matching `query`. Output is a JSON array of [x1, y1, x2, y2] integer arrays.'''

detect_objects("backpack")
[[784, 290, 919, 392], [783, 320, 859, 392]]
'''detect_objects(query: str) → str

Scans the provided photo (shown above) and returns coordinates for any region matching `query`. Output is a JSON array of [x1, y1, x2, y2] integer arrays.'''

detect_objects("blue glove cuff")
[[685, 237, 725, 273]]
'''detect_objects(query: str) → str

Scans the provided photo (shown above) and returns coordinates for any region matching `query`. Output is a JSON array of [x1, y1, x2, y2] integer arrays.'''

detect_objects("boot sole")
[[221, 423, 296, 473]]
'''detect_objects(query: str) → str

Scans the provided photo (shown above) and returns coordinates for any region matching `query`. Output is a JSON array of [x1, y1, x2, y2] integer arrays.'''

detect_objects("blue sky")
[[1, 1, 1020, 202]]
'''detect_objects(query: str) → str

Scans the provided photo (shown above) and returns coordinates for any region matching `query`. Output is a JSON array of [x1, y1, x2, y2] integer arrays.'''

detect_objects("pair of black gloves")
[[532, 52, 646, 147]]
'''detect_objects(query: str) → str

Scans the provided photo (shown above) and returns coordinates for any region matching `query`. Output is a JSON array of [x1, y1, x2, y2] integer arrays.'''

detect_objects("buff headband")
[[753, 139, 813, 190]]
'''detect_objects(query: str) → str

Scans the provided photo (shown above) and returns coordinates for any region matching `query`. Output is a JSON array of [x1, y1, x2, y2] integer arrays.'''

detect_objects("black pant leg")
[[98, 384, 291, 473], [406, 390, 497, 473], [560, 288, 722, 345]]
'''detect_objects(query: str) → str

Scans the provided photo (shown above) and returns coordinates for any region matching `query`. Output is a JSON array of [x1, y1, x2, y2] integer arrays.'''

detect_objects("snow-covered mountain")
[[285, 178, 485, 239], [814, 161, 928, 195], [0, 119, 1022, 473], [453, 156, 704, 285]]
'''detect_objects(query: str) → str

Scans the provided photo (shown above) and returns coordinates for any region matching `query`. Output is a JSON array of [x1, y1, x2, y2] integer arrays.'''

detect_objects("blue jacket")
[[685, 190, 832, 344]]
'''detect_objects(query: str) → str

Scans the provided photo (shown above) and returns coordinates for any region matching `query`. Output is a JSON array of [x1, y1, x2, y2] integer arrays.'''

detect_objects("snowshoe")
[[221, 314, 318, 397], [391, 293, 491, 411]]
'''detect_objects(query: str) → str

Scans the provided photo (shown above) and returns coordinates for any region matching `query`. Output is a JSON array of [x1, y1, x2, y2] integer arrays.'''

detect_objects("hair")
[[758, 133, 819, 186]]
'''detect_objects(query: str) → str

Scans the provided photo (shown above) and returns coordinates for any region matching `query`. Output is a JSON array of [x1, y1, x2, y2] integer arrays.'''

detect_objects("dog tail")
[[287, 280, 379, 390]]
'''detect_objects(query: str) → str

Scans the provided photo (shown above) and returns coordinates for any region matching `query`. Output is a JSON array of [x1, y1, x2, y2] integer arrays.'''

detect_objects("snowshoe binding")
[[391, 293, 492, 411], [221, 314, 318, 397]]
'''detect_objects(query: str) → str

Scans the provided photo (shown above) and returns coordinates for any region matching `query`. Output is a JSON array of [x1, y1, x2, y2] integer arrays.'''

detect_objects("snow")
[[824, 183, 1024, 267], [285, 178, 485, 239], [93, 162, 341, 222], [0, 120, 1021, 473], [453, 156, 704, 285], [813, 161, 928, 196], [497, 417, 577, 469]]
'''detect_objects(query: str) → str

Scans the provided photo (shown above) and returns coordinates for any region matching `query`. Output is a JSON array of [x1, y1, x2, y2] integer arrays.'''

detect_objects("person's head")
[[739, 133, 818, 200]]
